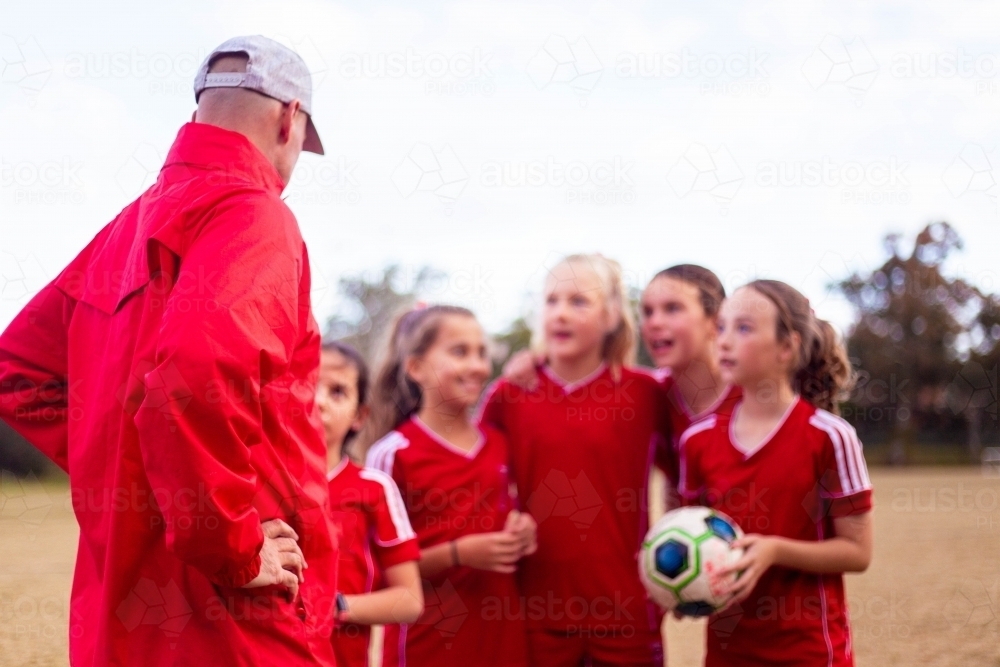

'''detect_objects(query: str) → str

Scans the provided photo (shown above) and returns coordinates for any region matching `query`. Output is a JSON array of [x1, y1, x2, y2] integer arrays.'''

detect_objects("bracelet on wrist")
[[335, 592, 348, 621]]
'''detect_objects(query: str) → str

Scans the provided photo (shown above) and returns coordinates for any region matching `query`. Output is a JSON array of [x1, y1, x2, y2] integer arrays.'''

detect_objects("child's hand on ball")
[[715, 534, 780, 604]]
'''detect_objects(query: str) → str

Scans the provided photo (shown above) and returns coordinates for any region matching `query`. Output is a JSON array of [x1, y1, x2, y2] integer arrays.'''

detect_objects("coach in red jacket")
[[0, 36, 338, 666]]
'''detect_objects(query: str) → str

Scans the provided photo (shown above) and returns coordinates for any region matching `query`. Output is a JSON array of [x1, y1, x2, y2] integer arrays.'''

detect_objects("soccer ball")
[[639, 506, 745, 616]]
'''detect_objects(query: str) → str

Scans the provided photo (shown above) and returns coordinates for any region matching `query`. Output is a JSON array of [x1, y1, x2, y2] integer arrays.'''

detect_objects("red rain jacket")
[[0, 122, 338, 666]]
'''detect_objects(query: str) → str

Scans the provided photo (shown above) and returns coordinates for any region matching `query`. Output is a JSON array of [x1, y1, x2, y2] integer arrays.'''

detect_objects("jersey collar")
[[411, 416, 486, 460], [541, 361, 608, 394], [729, 395, 801, 459], [671, 380, 735, 422], [326, 456, 350, 481]]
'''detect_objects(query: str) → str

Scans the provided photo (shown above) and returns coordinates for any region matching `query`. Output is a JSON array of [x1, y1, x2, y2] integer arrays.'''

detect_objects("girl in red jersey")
[[362, 305, 537, 667], [639, 265, 742, 507], [506, 264, 741, 508], [481, 254, 668, 667], [679, 280, 873, 667], [317, 341, 423, 667]]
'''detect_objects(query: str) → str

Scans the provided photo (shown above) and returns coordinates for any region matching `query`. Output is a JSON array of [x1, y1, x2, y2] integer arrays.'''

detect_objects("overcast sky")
[[2, 0, 999, 337]]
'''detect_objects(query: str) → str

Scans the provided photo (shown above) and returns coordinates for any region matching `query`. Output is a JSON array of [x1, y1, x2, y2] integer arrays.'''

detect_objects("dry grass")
[[2, 468, 998, 666]]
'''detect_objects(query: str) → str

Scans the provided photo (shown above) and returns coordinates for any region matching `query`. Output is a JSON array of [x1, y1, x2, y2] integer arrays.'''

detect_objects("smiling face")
[[542, 262, 615, 366], [406, 314, 491, 414], [640, 275, 718, 371], [716, 286, 799, 392], [317, 349, 367, 450]]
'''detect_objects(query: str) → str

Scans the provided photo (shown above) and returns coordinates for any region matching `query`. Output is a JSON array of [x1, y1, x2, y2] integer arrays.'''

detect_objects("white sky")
[[2, 0, 1000, 337]]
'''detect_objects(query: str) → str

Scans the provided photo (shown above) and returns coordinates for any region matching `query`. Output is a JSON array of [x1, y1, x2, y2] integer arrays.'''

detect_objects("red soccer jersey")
[[480, 364, 668, 638], [679, 397, 873, 667], [327, 458, 420, 667], [654, 368, 742, 501], [365, 417, 528, 667]]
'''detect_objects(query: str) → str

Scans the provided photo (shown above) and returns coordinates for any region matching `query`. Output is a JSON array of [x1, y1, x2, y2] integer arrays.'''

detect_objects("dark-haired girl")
[[679, 280, 873, 667], [639, 264, 742, 506]]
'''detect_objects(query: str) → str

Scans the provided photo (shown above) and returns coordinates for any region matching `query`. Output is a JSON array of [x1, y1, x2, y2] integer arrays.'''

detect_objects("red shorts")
[[526, 625, 663, 667]]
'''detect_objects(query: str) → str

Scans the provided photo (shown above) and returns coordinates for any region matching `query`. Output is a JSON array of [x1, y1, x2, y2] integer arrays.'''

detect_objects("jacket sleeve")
[[0, 282, 76, 472], [133, 194, 303, 587]]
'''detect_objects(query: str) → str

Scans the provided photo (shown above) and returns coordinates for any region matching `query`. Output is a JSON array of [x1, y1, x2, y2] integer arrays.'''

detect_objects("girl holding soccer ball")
[[679, 280, 874, 667]]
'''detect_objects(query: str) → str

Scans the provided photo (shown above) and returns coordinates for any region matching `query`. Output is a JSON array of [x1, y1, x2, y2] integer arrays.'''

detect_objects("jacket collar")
[[53, 123, 287, 315], [162, 122, 287, 195]]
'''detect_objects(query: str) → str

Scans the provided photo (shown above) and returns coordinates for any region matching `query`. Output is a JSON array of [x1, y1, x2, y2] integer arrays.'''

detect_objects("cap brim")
[[304, 115, 324, 155]]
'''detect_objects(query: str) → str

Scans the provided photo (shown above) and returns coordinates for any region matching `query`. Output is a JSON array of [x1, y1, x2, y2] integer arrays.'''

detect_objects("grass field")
[[2, 468, 998, 666]]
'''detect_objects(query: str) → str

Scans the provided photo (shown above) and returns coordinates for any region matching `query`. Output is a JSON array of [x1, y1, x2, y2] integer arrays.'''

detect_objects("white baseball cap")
[[194, 35, 324, 155]]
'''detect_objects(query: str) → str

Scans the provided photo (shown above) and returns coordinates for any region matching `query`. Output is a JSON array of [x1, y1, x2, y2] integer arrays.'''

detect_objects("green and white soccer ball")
[[639, 506, 745, 616]]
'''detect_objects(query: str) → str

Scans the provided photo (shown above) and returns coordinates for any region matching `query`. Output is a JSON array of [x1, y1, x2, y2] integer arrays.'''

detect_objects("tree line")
[[1, 222, 997, 476]]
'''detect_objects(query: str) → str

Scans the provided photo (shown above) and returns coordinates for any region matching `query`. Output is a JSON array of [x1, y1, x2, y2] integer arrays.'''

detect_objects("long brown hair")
[[654, 264, 726, 317], [356, 304, 476, 451], [746, 280, 854, 414], [531, 254, 637, 372]]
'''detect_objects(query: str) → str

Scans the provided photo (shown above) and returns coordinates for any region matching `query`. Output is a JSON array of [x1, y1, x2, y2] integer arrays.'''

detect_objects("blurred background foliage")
[[3, 222, 998, 477]]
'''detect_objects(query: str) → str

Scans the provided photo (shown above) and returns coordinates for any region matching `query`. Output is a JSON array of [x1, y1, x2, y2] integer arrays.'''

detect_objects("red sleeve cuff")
[[827, 489, 873, 518], [213, 551, 262, 588], [376, 538, 420, 570]]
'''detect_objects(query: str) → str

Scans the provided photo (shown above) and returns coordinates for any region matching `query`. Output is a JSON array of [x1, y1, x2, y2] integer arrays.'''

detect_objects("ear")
[[779, 330, 801, 368], [279, 98, 302, 145], [702, 312, 720, 341], [352, 404, 370, 433], [404, 355, 423, 386]]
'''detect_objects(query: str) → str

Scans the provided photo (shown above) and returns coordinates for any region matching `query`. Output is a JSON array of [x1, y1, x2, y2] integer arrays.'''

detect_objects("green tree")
[[838, 222, 991, 463], [490, 316, 533, 380], [324, 265, 444, 365]]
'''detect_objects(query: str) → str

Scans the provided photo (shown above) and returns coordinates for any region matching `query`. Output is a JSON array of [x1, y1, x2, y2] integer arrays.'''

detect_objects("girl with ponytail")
[[363, 305, 536, 667], [678, 280, 873, 667], [480, 254, 669, 666]]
